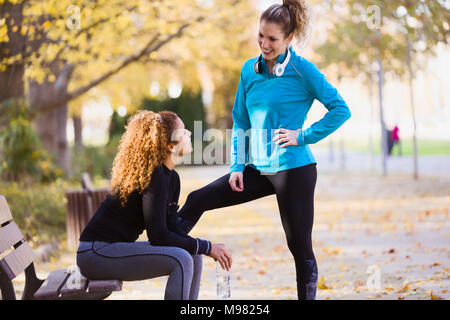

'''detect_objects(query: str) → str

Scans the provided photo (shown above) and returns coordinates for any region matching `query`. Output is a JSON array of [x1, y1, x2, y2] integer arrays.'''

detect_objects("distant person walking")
[[388, 124, 401, 156], [392, 124, 401, 156]]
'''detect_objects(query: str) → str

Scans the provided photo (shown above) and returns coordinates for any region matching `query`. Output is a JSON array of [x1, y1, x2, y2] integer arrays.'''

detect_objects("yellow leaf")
[[430, 290, 442, 300], [318, 276, 329, 290], [397, 284, 410, 293]]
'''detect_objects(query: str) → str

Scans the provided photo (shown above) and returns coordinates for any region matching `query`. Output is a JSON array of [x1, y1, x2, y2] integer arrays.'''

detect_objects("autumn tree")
[[0, 0, 256, 174]]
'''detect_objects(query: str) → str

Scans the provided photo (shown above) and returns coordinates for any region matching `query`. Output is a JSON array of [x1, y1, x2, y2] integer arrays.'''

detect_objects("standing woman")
[[178, 0, 351, 300], [76, 110, 232, 300]]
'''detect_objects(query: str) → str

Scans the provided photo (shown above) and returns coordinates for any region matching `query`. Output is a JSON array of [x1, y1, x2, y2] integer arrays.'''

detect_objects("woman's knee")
[[192, 254, 202, 265], [169, 247, 194, 274], [286, 236, 314, 261], [192, 254, 203, 272], [185, 190, 204, 208]]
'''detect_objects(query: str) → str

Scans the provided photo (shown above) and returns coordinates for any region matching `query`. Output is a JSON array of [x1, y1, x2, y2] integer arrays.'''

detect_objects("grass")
[[340, 139, 450, 156]]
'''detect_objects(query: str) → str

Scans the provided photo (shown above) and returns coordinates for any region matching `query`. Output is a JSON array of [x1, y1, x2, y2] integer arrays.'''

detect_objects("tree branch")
[[35, 18, 202, 115], [52, 5, 139, 64]]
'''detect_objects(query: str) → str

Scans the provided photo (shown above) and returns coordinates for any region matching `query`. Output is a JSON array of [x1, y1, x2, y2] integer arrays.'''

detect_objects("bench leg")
[[0, 266, 15, 300], [22, 263, 45, 300]]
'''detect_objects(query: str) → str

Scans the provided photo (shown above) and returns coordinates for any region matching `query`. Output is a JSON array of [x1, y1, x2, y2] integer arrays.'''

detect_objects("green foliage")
[[0, 99, 64, 183], [0, 179, 73, 245], [108, 110, 129, 141], [71, 135, 120, 181], [85, 88, 208, 176]]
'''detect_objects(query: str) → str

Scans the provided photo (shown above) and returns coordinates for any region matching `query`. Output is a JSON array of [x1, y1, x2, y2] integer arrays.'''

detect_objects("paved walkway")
[[10, 151, 450, 300], [309, 146, 450, 178]]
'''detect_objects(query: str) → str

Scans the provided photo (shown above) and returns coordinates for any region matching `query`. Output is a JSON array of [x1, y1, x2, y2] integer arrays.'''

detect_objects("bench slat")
[[34, 269, 70, 300], [0, 195, 13, 225], [0, 242, 36, 280], [65, 191, 76, 248], [0, 221, 24, 254], [59, 267, 88, 297], [91, 189, 108, 216], [88, 279, 123, 293]]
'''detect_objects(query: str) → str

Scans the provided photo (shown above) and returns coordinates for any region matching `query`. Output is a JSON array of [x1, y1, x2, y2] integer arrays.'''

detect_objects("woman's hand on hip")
[[273, 128, 300, 148], [229, 171, 244, 192], [209, 243, 232, 271]]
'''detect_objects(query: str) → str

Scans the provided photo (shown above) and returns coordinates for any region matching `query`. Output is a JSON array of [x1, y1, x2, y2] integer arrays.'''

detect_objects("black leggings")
[[179, 163, 317, 297]]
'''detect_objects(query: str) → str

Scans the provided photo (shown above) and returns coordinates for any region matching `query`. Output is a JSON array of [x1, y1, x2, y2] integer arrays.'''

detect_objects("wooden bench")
[[65, 172, 109, 249], [0, 194, 122, 300]]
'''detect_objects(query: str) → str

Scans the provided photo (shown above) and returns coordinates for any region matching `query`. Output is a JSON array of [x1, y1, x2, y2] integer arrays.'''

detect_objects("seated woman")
[[76, 110, 232, 300]]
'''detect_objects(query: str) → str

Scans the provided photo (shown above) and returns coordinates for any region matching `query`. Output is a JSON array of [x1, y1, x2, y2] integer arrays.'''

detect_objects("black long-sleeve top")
[[79, 164, 211, 255]]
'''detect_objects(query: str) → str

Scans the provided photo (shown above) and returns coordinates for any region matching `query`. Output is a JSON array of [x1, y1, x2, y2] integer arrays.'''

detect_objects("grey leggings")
[[76, 241, 202, 300]]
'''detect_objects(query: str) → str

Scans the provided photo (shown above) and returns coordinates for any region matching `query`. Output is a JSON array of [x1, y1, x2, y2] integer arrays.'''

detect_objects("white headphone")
[[254, 46, 292, 77]]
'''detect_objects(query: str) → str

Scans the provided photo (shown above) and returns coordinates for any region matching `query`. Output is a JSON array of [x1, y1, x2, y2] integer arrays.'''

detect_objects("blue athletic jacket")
[[230, 46, 351, 173]]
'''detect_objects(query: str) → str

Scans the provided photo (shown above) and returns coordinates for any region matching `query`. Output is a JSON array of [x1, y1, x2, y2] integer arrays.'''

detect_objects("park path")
[[10, 151, 450, 300], [310, 146, 450, 178]]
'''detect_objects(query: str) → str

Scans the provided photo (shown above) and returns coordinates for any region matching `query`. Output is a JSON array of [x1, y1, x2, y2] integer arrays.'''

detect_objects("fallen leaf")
[[318, 276, 329, 290], [430, 290, 443, 300], [397, 284, 410, 293], [432, 262, 441, 267]]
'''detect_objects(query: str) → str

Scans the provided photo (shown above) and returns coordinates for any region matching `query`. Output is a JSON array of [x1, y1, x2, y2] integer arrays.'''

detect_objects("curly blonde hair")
[[109, 110, 179, 206]]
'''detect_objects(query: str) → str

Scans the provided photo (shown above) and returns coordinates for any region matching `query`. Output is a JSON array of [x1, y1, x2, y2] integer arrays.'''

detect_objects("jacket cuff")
[[296, 129, 306, 146], [196, 239, 211, 255], [229, 164, 245, 173]]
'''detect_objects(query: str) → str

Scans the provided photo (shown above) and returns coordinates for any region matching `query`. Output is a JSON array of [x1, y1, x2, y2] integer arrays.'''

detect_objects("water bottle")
[[216, 261, 230, 299]]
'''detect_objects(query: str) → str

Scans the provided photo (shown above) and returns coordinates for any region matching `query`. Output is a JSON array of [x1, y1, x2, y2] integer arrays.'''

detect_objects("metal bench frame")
[[0, 194, 122, 300]]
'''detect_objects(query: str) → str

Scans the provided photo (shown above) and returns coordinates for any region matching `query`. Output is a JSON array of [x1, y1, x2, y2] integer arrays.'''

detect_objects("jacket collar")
[[259, 46, 291, 73]]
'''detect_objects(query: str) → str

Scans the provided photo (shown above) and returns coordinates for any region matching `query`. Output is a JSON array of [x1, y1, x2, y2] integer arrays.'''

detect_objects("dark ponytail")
[[261, 0, 309, 41]]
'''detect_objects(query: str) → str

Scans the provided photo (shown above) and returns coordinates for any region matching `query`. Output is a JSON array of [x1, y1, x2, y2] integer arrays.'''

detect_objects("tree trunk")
[[368, 82, 375, 172], [73, 115, 83, 152], [377, 58, 388, 176], [406, 36, 419, 180], [28, 63, 74, 175], [0, 1, 25, 103]]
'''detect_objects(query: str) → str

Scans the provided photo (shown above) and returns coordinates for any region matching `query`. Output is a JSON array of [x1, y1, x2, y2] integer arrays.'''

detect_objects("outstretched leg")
[[178, 165, 275, 233]]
